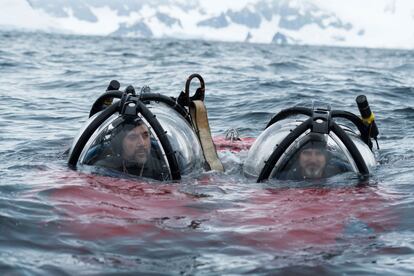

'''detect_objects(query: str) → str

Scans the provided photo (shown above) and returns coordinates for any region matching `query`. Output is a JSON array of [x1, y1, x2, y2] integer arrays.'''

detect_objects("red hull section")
[[213, 136, 255, 152], [45, 137, 394, 251], [47, 171, 395, 251]]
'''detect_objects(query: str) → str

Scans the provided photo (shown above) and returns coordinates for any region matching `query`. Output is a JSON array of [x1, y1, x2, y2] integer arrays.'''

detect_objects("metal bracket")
[[311, 102, 331, 134]]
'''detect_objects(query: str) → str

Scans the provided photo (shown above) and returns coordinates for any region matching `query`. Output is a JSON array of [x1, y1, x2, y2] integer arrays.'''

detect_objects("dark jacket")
[[277, 164, 345, 181], [95, 148, 170, 181]]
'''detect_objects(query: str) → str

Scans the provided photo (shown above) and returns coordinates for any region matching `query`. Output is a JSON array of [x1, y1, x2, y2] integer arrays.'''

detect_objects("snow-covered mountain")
[[1, 0, 413, 49]]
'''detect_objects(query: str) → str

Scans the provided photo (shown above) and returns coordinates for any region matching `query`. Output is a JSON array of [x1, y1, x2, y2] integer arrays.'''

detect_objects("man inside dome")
[[94, 118, 170, 180], [296, 141, 328, 179], [277, 135, 346, 181]]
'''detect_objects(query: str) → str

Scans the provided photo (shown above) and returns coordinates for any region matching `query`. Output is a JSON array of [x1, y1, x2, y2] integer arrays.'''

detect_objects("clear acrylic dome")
[[74, 102, 205, 180], [244, 120, 376, 180], [147, 102, 204, 175], [77, 115, 171, 180]]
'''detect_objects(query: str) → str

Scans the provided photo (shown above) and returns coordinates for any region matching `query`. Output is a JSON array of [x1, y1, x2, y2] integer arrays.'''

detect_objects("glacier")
[[0, 0, 413, 49]]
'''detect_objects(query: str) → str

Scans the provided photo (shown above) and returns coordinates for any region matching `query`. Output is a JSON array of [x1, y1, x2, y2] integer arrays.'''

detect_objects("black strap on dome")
[[89, 81, 191, 124], [89, 91, 191, 124], [68, 102, 119, 167], [331, 110, 372, 150], [89, 90, 123, 117], [330, 122, 369, 176], [265, 107, 312, 129], [123, 96, 181, 180]]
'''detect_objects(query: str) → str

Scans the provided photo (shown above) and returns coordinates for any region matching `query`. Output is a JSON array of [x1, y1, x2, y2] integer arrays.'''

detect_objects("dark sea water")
[[1, 30, 414, 275]]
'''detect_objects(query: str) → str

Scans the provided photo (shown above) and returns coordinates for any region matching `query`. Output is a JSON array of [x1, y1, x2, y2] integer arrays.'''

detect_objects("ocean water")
[[1, 30, 414, 275]]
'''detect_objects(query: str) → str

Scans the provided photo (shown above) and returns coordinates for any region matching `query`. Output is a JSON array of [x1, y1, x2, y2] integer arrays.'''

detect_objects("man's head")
[[111, 119, 152, 166], [298, 140, 328, 179], [121, 123, 151, 165]]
